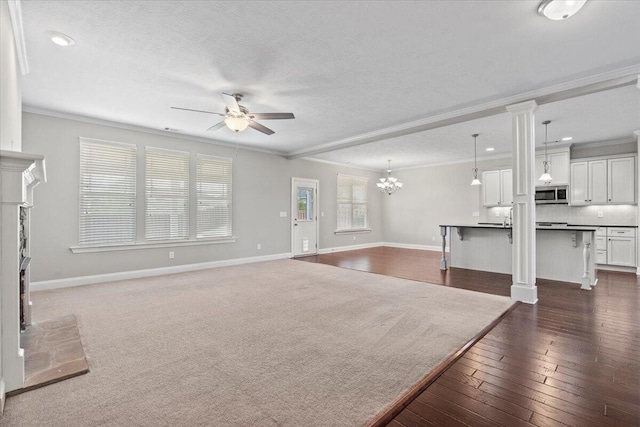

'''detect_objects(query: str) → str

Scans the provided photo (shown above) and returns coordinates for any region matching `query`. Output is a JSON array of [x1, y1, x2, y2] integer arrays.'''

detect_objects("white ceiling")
[[19, 1, 640, 170]]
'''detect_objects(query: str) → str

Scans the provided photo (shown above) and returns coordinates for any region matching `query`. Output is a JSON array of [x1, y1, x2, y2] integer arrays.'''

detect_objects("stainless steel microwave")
[[535, 185, 569, 204]]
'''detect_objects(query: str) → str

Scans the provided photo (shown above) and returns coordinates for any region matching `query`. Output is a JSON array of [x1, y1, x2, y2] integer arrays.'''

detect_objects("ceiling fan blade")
[[207, 121, 226, 131], [248, 113, 295, 120], [222, 93, 240, 113], [171, 106, 224, 116], [247, 120, 275, 135]]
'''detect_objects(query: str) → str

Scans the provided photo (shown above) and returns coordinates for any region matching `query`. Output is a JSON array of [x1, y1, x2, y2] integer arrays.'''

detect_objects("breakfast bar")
[[439, 223, 599, 289]]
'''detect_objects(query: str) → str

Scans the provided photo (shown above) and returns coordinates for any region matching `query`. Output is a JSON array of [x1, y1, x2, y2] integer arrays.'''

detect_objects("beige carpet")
[[3, 259, 513, 426]]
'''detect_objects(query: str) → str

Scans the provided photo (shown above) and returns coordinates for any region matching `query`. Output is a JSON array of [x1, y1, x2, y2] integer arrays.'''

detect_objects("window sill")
[[334, 229, 372, 235], [69, 237, 237, 253]]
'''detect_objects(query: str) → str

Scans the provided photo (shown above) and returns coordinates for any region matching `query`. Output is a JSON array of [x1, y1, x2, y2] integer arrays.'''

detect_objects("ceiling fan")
[[171, 93, 295, 135]]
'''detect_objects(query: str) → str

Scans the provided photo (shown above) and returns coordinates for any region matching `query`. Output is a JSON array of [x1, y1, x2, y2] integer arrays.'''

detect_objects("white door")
[[588, 160, 608, 204], [500, 169, 513, 206], [291, 178, 319, 257], [482, 170, 501, 206], [608, 157, 635, 204], [570, 162, 588, 205]]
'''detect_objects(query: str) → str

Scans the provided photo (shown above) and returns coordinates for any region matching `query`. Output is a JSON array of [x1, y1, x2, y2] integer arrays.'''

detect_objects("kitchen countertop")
[[566, 224, 638, 228], [440, 223, 600, 231]]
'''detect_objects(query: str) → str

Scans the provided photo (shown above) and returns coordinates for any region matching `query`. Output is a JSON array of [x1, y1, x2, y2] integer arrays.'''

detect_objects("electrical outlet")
[[257, 243, 262, 250], [495, 211, 501, 217], [472, 212, 480, 217], [279, 211, 287, 217], [168, 251, 174, 259], [597, 211, 604, 218], [321, 211, 324, 217]]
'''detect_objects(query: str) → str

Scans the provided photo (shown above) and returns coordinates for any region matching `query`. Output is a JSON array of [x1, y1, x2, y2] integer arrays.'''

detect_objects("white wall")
[[381, 158, 510, 247], [22, 112, 383, 282], [0, 0, 21, 152]]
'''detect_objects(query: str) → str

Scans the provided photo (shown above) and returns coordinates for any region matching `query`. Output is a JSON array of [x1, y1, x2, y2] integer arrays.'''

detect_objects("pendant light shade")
[[471, 134, 481, 186], [539, 121, 553, 183]]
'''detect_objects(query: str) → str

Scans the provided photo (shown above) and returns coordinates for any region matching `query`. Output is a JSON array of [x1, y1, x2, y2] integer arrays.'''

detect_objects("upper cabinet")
[[482, 169, 512, 207], [570, 155, 636, 206], [535, 148, 570, 186], [608, 157, 636, 204]]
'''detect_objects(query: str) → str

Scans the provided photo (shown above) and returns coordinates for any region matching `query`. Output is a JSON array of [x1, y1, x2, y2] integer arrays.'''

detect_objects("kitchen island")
[[439, 223, 599, 289]]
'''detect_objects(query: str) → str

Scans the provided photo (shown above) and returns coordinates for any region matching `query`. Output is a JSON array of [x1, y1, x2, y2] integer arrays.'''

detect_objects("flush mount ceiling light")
[[377, 160, 403, 195], [471, 134, 481, 186], [49, 31, 75, 46], [538, 0, 587, 20], [539, 120, 553, 183]]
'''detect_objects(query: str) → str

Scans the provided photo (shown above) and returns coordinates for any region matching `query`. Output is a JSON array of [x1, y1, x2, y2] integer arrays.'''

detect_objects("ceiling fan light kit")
[[171, 93, 294, 135], [377, 160, 403, 195], [538, 0, 587, 20]]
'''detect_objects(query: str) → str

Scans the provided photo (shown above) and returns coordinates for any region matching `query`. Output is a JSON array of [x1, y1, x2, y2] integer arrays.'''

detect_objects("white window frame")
[[145, 147, 191, 242], [335, 174, 371, 234], [196, 154, 233, 240], [78, 138, 137, 246]]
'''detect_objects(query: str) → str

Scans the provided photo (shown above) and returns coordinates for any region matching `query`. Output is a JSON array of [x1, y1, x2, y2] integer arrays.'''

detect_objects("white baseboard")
[[31, 252, 293, 291], [596, 264, 637, 274], [382, 242, 447, 252], [318, 242, 382, 254]]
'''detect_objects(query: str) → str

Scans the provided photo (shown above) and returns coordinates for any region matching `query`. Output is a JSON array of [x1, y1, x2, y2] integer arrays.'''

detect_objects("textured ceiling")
[[19, 1, 640, 168]]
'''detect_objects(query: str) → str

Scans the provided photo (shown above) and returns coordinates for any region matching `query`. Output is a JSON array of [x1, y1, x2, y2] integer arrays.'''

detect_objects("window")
[[196, 155, 232, 239], [79, 138, 137, 245], [336, 174, 369, 231], [145, 148, 189, 241]]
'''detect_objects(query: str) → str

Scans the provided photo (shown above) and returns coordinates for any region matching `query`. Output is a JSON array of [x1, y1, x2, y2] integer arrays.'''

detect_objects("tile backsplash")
[[486, 204, 638, 226]]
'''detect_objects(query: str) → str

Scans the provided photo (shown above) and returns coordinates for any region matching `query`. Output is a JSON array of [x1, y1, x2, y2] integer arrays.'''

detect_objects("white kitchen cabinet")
[[570, 156, 636, 206], [482, 169, 512, 207], [597, 227, 637, 267], [608, 157, 636, 204], [500, 169, 513, 206], [569, 159, 607, 205], [536, 150, 570, 186]]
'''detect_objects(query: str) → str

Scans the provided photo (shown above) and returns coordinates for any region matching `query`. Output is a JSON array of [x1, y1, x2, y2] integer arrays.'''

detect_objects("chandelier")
[[377, 160, 403, 195]]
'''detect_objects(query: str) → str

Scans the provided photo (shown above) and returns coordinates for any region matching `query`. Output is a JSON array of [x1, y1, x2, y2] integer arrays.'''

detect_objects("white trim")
[[6, 0, 28, 75], [334, 229, 372, 235], [318, 242, 382, 254], [0, 379, 5, 414], [69, 237, 237, 253], [382, 242, 447, 252], [31, 252, 292, 291], [22, 107, 285, 157], [596, 265, 637, 273], [287, 68, 640, 160]]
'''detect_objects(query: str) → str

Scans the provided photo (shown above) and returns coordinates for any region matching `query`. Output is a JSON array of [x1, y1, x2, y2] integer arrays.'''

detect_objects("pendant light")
[[539, 121, 553, 183], [470, 134, 481, 186]]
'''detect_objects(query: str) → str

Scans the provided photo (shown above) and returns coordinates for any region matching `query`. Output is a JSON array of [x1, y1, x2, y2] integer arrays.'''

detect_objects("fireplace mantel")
[[1, 150, 46, 396]]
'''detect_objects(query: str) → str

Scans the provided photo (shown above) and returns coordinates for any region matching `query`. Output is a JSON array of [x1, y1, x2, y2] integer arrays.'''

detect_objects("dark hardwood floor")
[[298, 247, 640, 427]]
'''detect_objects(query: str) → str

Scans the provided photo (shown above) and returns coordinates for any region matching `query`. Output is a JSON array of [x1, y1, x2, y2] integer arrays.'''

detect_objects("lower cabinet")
[[596, 227, 636, 267]]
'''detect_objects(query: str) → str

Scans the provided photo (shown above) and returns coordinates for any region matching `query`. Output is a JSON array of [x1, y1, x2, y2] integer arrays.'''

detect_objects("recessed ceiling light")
[[561, 136, 573, 141], [538, 0, 587, 21], [485, 147, 495, 152], [50, 32, 75, 47]]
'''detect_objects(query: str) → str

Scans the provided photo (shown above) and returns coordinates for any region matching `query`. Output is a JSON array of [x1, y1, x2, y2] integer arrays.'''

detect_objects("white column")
[[506, 100, 538, 304], [635, 130, 640, 275]]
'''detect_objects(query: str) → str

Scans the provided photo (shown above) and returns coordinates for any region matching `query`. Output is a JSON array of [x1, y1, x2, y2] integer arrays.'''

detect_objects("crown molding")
[[571, 137, 638, 151], [288, 66, 640, 160], [22, 106, 286, 157], [7, 0, 29, 75]]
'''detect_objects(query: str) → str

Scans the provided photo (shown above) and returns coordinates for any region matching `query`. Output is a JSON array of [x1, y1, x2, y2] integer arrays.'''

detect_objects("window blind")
[[79, 139, 137, 245], [337, 174, 369, 231], [196, 155, 232, 238], [145, 148, 190, 241]]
